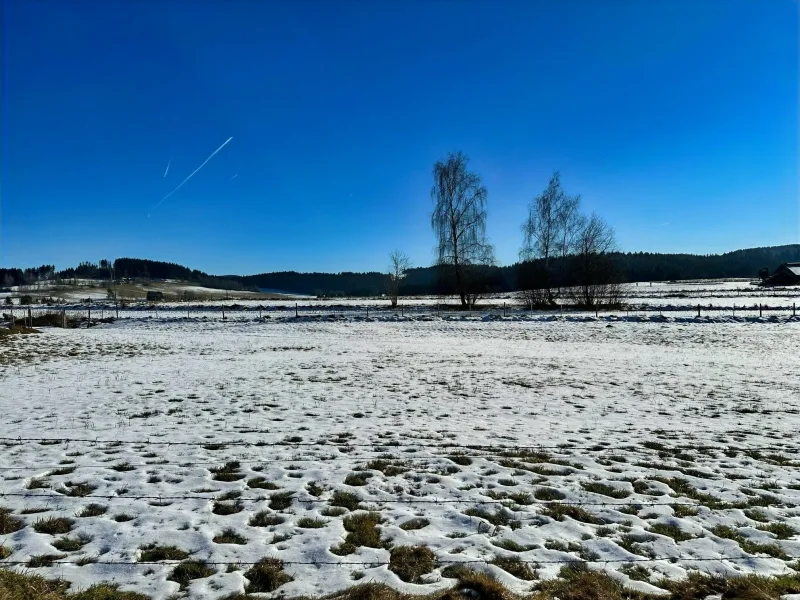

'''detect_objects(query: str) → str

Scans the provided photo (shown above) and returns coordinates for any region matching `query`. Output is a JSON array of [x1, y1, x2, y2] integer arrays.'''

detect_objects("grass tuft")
[[33, 517, 73, 535], [388, 545, 436, 583], [139, 543, 190, 562], [167, 560, 215, 589], [244, 557, 293, 593], [213, 528, 248, 544], [491, 555, 537, 580], [269, 491, 294, 511], [249, 511, 285, 527]]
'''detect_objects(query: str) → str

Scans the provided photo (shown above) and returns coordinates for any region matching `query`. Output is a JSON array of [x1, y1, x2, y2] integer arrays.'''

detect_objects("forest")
[[2, 244, 797, 296]]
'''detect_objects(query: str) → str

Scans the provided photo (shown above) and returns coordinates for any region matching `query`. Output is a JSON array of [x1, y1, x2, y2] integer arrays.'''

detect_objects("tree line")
[[4, 246, 797, 298]]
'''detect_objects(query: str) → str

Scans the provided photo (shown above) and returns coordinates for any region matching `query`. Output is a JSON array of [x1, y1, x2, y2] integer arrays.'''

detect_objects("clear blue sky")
[[1, 0, 797, 274]]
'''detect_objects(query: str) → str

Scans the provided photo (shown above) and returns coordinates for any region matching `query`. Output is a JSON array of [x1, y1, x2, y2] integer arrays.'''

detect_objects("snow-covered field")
[[1, 318, 799, 599]]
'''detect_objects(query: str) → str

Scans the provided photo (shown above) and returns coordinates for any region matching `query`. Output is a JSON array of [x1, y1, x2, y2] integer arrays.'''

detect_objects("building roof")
[[783, 263, 800, 276]]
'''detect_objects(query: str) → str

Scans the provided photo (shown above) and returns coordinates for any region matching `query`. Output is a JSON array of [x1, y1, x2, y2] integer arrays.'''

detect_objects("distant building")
[[761, 262, 800, 286], [146, 291, 165, 302]]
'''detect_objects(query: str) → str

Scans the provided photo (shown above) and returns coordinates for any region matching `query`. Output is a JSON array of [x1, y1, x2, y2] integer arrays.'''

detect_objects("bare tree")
[[568, 214, 621, 308], [520, 171, 583, 304], [387, 250, 412, 307], [431, 152, 495, 308]]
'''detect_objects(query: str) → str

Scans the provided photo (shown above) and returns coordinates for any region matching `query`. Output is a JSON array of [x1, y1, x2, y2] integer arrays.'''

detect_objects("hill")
[[2, 244, 798, 297]]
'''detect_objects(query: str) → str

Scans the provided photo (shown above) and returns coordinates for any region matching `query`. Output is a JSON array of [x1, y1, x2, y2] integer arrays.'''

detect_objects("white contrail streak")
[[229, 174, 238, 180], [152, 137, 233, 211], [163, 159, 171, 178]]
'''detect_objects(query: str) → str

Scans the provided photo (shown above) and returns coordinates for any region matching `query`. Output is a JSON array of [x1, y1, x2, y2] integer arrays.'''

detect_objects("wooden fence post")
[[503, 302, 506, 317], [697, 304, 700, 318], [759, 304, 762, 318], [295, 302, 298, 318]]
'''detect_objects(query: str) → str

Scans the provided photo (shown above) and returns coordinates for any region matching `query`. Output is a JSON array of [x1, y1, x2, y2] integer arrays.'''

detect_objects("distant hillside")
[[2, 244, 798, 296]]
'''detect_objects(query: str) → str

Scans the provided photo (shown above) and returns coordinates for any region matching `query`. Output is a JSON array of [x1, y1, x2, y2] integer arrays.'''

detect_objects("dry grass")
[[244, 557, 293, 593], [2, 564, 800, 600], [33, 516, 73, 535], [53, 535, 91, 552], [269, 491, 294, 510], [167, 560, 215, 589], [388, 546, 436, 583], [0, 324, 39, 338], [249, 510, 285, 527], [0, 568, 149, 599], [138, 544, 190, 562], [541, 504, 604, 525], [0, 508, 24, 534], [333, 512, 384, 555], [491, 555, 537, 580], [331, 490, 362, 511], [213, 528, 249, 544]]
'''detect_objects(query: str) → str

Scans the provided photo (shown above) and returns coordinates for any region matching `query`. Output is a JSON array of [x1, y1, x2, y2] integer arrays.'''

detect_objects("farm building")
[[761, 262, 800, 286], [146, 291, 165, 302]]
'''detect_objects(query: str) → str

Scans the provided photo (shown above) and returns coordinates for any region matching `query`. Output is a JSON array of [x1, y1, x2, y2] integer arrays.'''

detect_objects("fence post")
[[366, 306, 368, 318], [503, 302, 506, 317], [295, 303, 298, 318], [88, 300, 91, 324], [759, 304, 762, 318], [222, 306, 225, 320], [697, 304, 700, 318], [794, 302, 796, 317], [28, 307, 32, 327]]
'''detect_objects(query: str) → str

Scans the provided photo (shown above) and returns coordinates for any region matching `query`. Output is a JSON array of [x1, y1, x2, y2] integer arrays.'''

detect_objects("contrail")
[[151, 137, 233, 211], [163, 158, 171, 178], [229, 174, 238, 180]]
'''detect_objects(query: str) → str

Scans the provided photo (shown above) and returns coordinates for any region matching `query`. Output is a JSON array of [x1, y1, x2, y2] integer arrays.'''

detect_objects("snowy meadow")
[[1, 315, 799, 598]]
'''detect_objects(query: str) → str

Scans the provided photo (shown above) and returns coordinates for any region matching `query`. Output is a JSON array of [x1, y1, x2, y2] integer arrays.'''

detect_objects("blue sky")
[[1, 0, 797, 274]]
